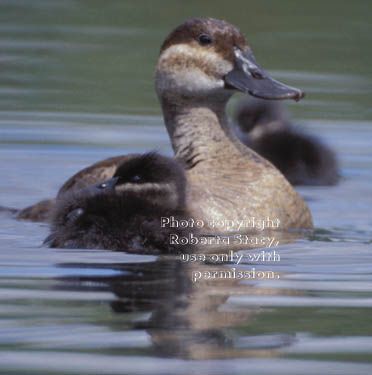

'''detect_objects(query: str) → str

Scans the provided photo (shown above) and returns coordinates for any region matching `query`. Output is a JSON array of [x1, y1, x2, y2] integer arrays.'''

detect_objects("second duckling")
[[234, 97, 340, 186], [44, 153, 195, 254]]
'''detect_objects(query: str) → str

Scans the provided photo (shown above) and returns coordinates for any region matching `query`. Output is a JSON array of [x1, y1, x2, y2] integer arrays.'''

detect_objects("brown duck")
[[17, 18, 313, 231]]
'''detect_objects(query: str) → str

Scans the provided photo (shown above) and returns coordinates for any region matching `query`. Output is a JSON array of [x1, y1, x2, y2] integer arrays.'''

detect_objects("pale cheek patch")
[[172, 69, 224, 94], [159, 44, 233, 76], [157, 44, 233, 94], [115, 182, 163, 194], [115, 183, 178, 207]]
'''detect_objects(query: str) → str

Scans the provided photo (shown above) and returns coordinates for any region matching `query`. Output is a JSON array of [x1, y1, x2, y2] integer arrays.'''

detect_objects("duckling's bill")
[[224, 47, 304, 101]]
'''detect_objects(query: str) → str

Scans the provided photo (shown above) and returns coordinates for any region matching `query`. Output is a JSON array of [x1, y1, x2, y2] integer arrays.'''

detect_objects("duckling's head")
[[45, 153, 188, 250], [235, 97, 290, 136], [156, 18, 304, 105], [89, 152, 187, 209]]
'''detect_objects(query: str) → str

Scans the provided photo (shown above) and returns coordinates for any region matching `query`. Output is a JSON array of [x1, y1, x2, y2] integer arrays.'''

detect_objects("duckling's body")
[[234, 98, 340, 185], [18, 18, 313, 230], [45, 153, 193, 253]]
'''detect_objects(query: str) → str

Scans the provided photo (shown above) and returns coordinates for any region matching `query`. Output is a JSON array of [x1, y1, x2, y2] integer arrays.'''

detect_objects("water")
[[1, 1, 372, 374]]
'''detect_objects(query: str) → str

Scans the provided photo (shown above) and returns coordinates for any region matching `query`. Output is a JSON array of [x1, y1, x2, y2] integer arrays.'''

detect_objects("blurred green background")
[[0, 0, 371, 120]]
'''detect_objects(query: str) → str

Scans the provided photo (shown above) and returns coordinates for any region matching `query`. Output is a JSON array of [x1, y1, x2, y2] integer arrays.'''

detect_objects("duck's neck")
[[160, 98, 249, 169]]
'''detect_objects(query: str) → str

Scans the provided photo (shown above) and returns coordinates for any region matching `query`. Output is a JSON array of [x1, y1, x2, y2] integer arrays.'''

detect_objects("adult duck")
[[18, 18, 313, 230]]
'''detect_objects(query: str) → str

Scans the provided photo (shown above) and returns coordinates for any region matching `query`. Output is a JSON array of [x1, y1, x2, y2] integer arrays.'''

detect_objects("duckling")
[[45, 153, 194, 253], [234, 97, 340, 185], [18, 18, 313, 230]]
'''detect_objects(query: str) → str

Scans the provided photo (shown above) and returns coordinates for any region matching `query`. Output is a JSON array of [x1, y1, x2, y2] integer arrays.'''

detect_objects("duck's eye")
[[98, 182, 108, 189], [197, 34, 212, 46]]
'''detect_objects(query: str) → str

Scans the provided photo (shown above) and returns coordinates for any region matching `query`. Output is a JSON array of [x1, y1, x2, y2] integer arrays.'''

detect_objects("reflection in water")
[[57, 252, 298, 360]]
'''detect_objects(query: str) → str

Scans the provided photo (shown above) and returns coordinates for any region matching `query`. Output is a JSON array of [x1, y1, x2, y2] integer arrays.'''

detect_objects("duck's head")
[[155, 18, 304, 105], [88, 152, 187, 209]]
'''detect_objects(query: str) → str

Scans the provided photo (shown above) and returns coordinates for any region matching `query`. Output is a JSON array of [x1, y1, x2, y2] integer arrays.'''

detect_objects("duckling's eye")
[[130, 175, 143, 183], [197, 34, 212, 46]]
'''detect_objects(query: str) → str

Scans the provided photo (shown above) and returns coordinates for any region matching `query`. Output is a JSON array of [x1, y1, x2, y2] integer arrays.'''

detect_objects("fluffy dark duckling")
[[234, 97, 340, 186], [44, 153, 195, 254]]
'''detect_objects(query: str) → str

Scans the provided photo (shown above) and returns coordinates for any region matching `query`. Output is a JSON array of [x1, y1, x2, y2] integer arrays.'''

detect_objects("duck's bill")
[[224, 47, 304, 102]]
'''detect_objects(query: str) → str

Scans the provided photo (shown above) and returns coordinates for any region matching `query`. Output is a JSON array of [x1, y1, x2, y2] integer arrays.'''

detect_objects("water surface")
[[1, 1, 372, 374]]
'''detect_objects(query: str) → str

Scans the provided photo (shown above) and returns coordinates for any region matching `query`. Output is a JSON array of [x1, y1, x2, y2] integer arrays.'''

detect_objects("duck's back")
[[58, 154, 138, 196]]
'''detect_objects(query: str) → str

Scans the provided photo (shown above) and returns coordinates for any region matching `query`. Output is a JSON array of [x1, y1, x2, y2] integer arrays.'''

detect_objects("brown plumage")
[[17, 18, 313, 230]]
